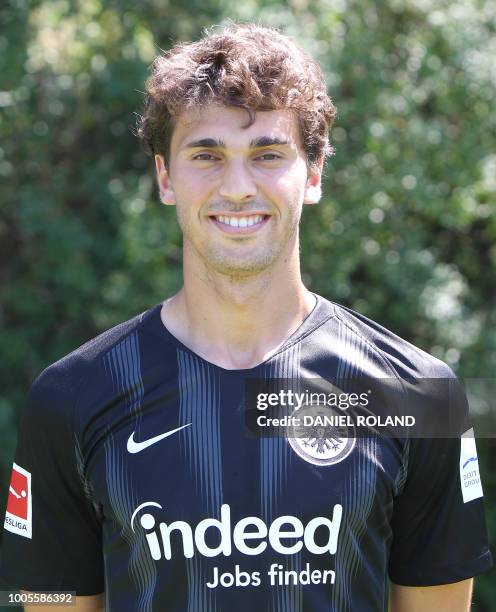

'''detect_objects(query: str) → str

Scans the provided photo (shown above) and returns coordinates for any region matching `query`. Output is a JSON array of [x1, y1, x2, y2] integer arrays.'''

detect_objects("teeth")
[[215, 215, 264, 228]]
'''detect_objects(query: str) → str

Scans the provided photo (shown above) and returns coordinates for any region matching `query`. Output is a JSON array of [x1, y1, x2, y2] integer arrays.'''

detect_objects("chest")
[[81, 378, 404, 542]]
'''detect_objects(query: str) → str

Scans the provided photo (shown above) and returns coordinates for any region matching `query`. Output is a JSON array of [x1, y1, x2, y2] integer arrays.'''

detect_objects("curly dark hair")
[[136, 23, 337, 169]]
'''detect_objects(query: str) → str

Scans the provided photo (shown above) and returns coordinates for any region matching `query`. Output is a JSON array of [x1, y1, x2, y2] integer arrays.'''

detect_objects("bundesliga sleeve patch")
[[4, 462, 32, 539], [460, 429, 483, 503]]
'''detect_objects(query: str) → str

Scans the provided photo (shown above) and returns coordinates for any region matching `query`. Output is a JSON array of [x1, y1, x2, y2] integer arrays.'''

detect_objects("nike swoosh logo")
[[127, 423, 192, 454]]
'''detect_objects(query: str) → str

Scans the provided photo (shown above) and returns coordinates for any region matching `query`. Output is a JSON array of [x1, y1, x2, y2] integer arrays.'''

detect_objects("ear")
[[155, 154, 176, 206], [303, 158, 324, 205]]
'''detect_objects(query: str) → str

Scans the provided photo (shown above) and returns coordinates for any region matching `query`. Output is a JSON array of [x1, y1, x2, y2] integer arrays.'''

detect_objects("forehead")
[[171, 105, 303, 151]]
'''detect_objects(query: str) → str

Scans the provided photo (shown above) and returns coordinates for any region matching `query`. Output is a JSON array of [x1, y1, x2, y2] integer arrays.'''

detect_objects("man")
[[1, 23, 492, 611]]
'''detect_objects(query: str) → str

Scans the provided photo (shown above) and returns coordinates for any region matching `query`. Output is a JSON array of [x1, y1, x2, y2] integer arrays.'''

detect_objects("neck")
[[161, 237, 316, 370]]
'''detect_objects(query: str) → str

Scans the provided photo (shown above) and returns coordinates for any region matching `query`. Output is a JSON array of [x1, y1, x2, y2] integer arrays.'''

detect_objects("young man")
[[1, 23, 492, 611]]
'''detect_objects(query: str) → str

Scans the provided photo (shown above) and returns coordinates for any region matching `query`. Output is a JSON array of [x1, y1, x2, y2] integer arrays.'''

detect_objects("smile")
[[209, 214, 270, 234]]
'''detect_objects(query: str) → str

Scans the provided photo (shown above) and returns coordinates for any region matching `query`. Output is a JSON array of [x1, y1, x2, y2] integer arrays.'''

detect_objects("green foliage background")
[[0, 0, 495, 608]]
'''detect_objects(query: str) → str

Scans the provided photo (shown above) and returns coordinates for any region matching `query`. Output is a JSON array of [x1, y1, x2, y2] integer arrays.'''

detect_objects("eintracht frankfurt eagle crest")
[[287, 404, 356, 466]]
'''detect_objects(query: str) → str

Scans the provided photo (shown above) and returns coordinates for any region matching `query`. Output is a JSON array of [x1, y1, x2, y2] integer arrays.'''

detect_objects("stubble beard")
[[178, 209, 301, 280]]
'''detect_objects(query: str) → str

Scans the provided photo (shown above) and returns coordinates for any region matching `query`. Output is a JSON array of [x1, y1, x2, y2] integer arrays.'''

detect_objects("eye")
[[192, 153, 219, 161], [255, 153, 282, 161]]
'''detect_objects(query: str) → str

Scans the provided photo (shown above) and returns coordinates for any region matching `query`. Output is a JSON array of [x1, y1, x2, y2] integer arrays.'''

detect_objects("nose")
[[218, 159, 257, 203]]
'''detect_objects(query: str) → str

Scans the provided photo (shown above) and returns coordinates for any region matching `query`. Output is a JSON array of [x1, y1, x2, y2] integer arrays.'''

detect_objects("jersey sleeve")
[[388, 376, 493, 585], [0, 363, 104, 595]]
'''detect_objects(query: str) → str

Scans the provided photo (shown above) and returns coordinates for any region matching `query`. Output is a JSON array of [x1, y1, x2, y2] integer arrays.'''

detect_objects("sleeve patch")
[[460, 429, 483, 503], [4, 462, 32, 539]]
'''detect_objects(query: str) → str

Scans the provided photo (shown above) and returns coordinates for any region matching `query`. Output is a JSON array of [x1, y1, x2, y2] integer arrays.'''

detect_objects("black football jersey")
[[1, 294, 492, 611]]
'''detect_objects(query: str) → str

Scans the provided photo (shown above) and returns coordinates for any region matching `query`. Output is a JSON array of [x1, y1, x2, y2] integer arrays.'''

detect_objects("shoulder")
[[326, 298, 456, 380], [26, 307, 153, 423], [319, 298, 468, 431]]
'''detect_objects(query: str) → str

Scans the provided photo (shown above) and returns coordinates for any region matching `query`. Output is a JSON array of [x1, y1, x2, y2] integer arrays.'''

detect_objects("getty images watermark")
[[244, 378, 496, 440], [255, 388, 414, 429]]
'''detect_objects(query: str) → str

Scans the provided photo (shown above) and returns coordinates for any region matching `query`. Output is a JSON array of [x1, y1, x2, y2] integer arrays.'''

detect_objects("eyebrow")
[[183, 136, 289, 149]]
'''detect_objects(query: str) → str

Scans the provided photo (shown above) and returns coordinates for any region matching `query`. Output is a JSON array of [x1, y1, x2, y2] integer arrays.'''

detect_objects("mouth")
[[208, 213, 270, 234]]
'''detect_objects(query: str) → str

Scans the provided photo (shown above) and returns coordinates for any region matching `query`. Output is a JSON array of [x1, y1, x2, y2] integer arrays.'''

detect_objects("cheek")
[[175, 169, 214, 206], [272, 176, 306, 210], [173, 180, 203, 216], [272, 164, 307, 196]]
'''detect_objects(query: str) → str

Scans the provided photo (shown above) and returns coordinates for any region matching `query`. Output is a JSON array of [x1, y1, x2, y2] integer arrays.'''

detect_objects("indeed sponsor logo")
[[131, 503, 343, 562]]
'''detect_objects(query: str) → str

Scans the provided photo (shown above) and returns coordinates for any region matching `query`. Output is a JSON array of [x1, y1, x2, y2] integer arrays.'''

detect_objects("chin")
[[206, 253, 278, 277]]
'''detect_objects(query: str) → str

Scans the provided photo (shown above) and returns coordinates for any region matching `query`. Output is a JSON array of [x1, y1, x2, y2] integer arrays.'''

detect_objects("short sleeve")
[[0, 365, 104, 595], [388, 377, 493, 585]]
